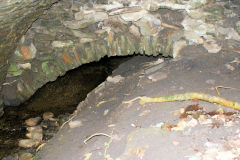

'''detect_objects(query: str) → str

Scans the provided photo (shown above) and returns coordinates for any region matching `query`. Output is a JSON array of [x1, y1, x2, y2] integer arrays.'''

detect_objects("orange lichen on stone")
[[108, 31, 114, 46], [151, 27, 157, 34], [89, 57, 93, 62], [73, 50, 81, 65], [111, 48, 115, 55], [62, 55, 73, 64], [20, 45, 31, 59]]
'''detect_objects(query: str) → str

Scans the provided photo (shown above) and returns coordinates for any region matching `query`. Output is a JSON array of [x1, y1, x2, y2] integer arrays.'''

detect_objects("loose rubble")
[[19, 112, 60, 148]]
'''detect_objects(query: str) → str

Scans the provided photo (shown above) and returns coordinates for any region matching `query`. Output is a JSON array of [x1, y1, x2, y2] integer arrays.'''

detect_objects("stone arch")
[[2, 0, 235, 109]]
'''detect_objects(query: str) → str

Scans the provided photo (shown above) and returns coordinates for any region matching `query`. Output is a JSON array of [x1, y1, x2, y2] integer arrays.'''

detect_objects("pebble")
[[19, 152, 33, 160], [41, 119, 59, 128], [69, 120, 82, 129], [107, 75, 124, 83], [27, 125, 43, 133], [18, 139, 40, 148], [25, 117, 41, 127], [43, 112, 54, 120], [26, 132, 43, 141], [147, 72, 168, 82]]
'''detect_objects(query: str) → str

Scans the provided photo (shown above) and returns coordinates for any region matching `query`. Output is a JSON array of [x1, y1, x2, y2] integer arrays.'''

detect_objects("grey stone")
[[62, 19, 95, 29]]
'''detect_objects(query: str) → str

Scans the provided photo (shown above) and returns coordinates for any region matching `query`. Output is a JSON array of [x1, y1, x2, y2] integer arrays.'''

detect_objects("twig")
[[36, 143, 46, 152], [84, 133, 111, 144], [215, 86, 236, 96], [122, 96, 142, 104], [124, 92, 240, 111], [60, 110, 78, 129], [104, 130, 114, 160]]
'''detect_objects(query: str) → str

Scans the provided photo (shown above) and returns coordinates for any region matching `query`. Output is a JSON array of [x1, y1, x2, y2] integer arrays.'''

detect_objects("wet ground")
[[37, 45, 240, 160], [0, 56, 130, 159]]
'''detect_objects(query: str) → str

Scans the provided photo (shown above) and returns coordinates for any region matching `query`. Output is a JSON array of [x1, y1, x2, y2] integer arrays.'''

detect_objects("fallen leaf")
[[224, 112, 235, 116], [179, 112, 188, 119], [208, 108, 224, 115], [185, 104, 201, 112]]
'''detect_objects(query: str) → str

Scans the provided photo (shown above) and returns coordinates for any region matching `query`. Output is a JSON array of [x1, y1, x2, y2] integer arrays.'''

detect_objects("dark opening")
[[0, 55, 133, 159]]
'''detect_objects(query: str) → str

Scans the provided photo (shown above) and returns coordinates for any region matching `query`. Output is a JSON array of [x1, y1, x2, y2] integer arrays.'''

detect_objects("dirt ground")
[[37, 44, 240, 160]]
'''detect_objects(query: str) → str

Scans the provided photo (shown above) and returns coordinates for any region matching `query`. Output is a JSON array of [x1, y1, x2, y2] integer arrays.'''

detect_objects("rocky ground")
[[36, 42, 240, 160]]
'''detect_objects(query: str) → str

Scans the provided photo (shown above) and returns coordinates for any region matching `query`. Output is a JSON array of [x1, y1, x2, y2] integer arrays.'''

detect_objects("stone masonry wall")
[[1, 0, 240, 110], [0, 0, 59, 116]]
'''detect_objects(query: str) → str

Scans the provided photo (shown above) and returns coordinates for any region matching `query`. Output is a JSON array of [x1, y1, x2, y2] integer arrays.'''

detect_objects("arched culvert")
[[0, 54, 135, 159], [2, 0, 192, 107]]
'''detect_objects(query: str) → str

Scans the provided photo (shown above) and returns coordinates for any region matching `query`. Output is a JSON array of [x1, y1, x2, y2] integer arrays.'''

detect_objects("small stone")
[[18, 63, 31, 70], [236, 21, 240, 35], [93, 12, 108, 22], [148, 72, 167, 82], [19, 152, 33, 160], [129, 25, 141, 38], [26, 132, 43, 141], [29, 43, 37, 59], [80, 38, 95, 43], [184, 31, 204, 44], [187, 118, 198, 128], [52, 40, 74, 48], [20, 46, 31, 59], [225, 64, 235, 71], [43, 112, 54, 120], [71, 30, 96, 38], [203, 41, 221, 53], [107, 75, 124, 83], [217, 27, 240, 41], [75, 11, 84, 20], [182, 16, 215, 36], [27, 125, 43, 133], [62, 19, 95, 29], [41, 119, 59, 128], [69, 120, 82, 128], [120, 10, 147, 22], [187, 10, 206, 19], [95, 2, 123, 11], [18, 139, 40, 148], [173, 40, 187, 58], [95, 29, 106, 34], [25, 117, 41, 127], [17, 82, 24, 93], [109, 8, 125, 16]]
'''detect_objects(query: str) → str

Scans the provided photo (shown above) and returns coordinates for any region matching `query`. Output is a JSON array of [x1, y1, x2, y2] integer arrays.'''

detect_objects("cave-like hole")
[[0, 55, 137, 159]]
